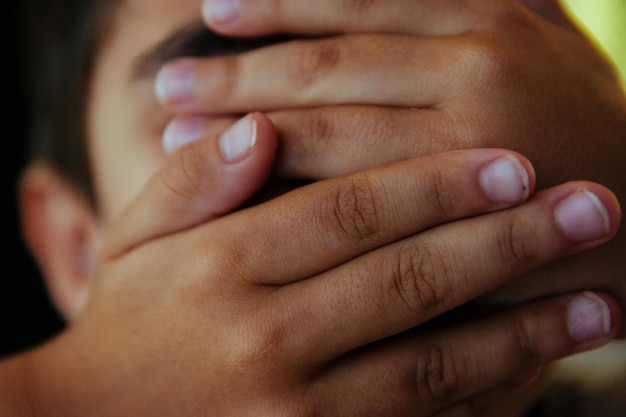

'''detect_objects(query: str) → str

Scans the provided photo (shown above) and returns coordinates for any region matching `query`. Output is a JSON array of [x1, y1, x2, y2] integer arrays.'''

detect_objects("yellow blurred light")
[[563, 0, 626, 82]]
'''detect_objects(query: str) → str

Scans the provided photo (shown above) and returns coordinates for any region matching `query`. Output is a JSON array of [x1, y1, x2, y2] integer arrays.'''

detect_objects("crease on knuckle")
[[328, 175, 381, 242], [159, 146, 207, 201], [415, 343, 463, 405], [213, 55, 241, 103], [428, 163, 458, 219], [513, 313, 544, 363], [288, 41, 340, 89], [498, 215, 538, 266], [389, 242, 448, 313], [302, 110, 335, 158]]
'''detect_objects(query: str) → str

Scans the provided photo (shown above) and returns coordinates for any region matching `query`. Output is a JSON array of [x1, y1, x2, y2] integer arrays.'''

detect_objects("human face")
[[88, 0, 205, 223]]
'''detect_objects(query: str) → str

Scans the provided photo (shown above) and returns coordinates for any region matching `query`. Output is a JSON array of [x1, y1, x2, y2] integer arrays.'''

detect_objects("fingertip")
[[554, 184, 621, 245], [566, 292, 621, 348], [219, 112, 278, 169], [479, 153, 533, 205], [592, 292, 623, 340], [592, 184, 622, 234], [154, 59, 196, 106], [201, 0, 276, 36], [163, 117, 206, 155], [219, 114, 258, 163], [249, 112, 278, 150], [202, 0, 241, 31]]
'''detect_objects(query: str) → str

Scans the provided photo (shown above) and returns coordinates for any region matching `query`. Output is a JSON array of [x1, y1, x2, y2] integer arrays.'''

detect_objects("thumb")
[[104, 112, 277, 258]]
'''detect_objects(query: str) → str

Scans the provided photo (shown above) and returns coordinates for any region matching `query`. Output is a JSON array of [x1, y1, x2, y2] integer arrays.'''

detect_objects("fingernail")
[[163, 118, 205, 155], [555, 190, 611, 243], [203, 0, 241, 24], [566, 292, 611, 343], [219, 114, 256, 163], [480, 155, 530, 204], [155, 60, 195, 105]]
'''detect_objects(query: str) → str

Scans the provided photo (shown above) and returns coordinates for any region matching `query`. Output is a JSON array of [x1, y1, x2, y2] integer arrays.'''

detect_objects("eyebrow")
[[132, 19, 299, 81]]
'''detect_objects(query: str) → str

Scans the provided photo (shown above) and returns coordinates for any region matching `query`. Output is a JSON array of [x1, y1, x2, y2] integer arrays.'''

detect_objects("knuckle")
[[326, 175, 382, 242], [287, 41, 340, 89], [159, 144, 208, 200], [212, 55, 241, 103], [301, 110, 335, 157], [224, 313, 289, 372], [453, 36, 511, 95], [513, 313, 545, 363], [415, 343, 464, 405], [427, 164, 459, 219], [182, 237, 246, 299], [497, 215, 539, 266], [388, 242, 449, 313]]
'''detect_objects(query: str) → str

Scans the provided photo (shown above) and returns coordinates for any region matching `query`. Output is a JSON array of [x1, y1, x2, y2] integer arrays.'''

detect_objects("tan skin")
[[0, 0, 623, 415], [158, 0, 626, 332]]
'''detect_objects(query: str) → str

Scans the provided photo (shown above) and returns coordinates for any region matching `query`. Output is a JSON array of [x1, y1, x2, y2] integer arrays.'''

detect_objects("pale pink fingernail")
[[163, 118, 205, 154], [555, 190, 611, 243], [566, 292, 611, 343], [203, 0, 241, 24], [155, 60, 196, 105], [480, 155, 530, 204], [219, 114, 257, 163]]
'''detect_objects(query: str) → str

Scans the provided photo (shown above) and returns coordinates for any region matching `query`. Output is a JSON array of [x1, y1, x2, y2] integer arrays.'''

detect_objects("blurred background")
[[2, 1, 65, 356], [566, 0, 626, 83], [2, 0, 626, 359]]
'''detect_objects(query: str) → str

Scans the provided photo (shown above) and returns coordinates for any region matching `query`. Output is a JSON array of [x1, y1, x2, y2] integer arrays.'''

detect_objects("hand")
[[155, 0, 626, 334], [12, 113, 621, 416]]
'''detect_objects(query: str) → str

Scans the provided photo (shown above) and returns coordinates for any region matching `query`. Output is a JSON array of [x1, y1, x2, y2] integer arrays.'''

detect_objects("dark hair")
[[20, 0, 119, 203]]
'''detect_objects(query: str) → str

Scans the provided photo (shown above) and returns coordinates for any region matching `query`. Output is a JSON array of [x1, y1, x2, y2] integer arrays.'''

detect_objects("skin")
[[158, 0, 626, 332], [2, 0, 624, 415]]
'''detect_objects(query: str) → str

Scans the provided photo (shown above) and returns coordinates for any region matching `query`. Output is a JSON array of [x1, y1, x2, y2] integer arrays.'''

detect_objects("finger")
[[167, 107, 449, 181], [104, 113, 277, 258], [268, 106, 453, 180], [203, 149, 535, 286], [162, 115, 239, 155], [272, 181, 621, 361], [433, 368, 543, 417], [201, 0, 581, 37], [312, 292, 620, 416], [201, 0, 491, 37], [155, 35, 463, 113]]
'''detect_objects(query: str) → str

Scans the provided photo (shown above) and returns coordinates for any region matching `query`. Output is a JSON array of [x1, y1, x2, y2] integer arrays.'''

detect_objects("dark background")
[[1, 2, 64, 358]]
